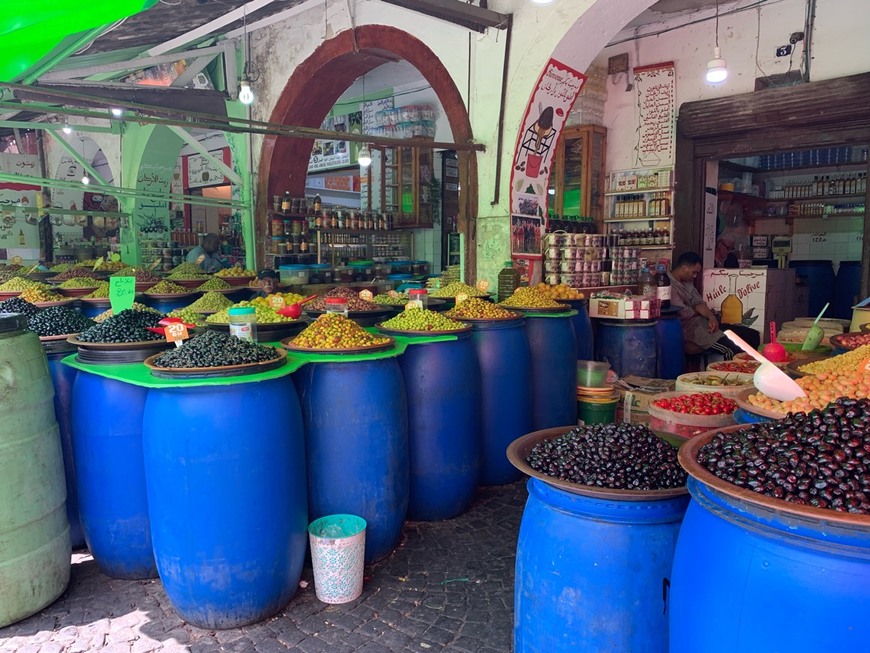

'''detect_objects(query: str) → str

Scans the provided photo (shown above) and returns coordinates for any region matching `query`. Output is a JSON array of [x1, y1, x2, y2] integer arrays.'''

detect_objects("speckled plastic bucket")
[[308, 515, 367, 604]]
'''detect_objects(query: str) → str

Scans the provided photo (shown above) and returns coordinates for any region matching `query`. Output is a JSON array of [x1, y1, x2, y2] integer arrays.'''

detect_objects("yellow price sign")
[[476, 279, 490, 293], [11, 256, 22, 265], [268, 295, 286, 309], [92, 256, 104, 272], [455, 293, 469, 304], [387, 290, 401, 298], [359, 289, 374, 301], [110, 253, 121, 262], [164, 322, 189, 343], [406, 300, 423, 310]]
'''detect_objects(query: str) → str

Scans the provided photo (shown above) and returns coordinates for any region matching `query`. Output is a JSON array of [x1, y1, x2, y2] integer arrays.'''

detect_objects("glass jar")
[[407, 288, 428, 309], [325, 297, 349, 317], [228, 306, 257, 342]]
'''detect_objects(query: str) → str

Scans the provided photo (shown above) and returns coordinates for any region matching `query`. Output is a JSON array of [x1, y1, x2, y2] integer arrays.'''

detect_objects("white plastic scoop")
[[724, 329, 807, 402]]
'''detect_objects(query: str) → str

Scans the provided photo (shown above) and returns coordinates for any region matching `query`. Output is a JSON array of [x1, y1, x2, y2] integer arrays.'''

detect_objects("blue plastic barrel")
[[140, 295, 198, 313], [655, 314, 684, 379], [525, 314, 577, 430], [515, 478, 689, 652], [562, 299, 593, 361], [597, 320, 657, 377], [78, 301, 110, 319], [733, 407, 771, 424], [71, 371, 157, 579], [45, 350, 85, 549], [294, 359, 408, 563], [832, 260, 861, 320], [398, 334, 481, 521], [142, 378, 308, 629], [671, 473, 870, 652], [469, 318, 532, 485], [789, 260, 835, 317]]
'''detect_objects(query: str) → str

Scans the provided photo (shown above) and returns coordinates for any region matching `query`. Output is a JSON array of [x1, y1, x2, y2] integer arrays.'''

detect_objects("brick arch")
[[256, 25, 475, 267]]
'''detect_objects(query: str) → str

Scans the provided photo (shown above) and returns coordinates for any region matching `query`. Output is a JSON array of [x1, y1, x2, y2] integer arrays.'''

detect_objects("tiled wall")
[[753, 216, 862, 273], [412, 227, 442, 273]]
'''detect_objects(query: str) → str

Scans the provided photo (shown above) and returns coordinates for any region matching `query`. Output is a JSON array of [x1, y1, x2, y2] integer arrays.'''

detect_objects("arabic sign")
[[0, 153, 39, 178], [634, 62, 676, 167], [135, 162, 173, 235], [510, 58, 586, 218], [185, 147, 230, 189]]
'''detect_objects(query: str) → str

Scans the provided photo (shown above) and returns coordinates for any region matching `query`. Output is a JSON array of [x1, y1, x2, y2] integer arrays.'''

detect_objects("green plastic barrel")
[[0, 313, 70, 627]]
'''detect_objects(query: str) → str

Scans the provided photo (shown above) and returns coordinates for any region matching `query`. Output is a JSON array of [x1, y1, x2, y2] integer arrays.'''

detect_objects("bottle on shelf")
[[498, 261, 520, 303], [636, 266, 656, 298], [720, 275, 744, 325], [655, 262, 671, 309], [281, 191, 291, 213], [313, 194, 322, 212]]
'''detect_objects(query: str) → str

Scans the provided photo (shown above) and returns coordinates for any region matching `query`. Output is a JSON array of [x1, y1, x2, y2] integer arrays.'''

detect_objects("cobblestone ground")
[[1, 482, 527, 653]]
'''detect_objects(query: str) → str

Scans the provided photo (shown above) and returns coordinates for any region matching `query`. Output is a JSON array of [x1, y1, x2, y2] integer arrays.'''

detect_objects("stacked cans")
[[542, 233, 610, 288]]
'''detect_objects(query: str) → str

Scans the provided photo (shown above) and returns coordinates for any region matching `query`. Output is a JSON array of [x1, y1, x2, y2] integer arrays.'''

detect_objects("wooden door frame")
[[675, 72, 870, 296]]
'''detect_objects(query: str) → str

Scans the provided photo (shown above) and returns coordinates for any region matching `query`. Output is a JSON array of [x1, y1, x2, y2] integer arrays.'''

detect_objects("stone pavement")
[[0, 482, 528, 653]]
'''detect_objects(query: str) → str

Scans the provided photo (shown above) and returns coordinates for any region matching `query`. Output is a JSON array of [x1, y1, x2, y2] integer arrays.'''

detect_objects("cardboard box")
[[589, 297, 627, 319], [589, 297, 660, 320], [617, 376, 675, 421]]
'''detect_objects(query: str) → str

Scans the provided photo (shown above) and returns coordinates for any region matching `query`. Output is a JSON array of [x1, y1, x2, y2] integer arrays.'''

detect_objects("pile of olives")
[[186, 292, 234, 313], [195, 277, 232, 291], [699, 397, 870, 514], [166, 271, 211, 281], [306, 287, 381, 312], [526, 423, 687, 491], [207, 301, 297, 324], [20, 287, 63, 303], [445, 297, 518, 320], [0, 296, 41, 317], [0, 277, 47, 292], [58, 277, 99, 289], [78, 309, 165, 343], [144, 280, 191, 295], [49, 268, 102, 282], [429, 282, 488, 298], [28, 307, 94, 337], [499, 286, 567, 309], [167, 308, 207, 326], [169, 262, 205, 276], [151, 330, 278, 368], [83, 282, 111, 299], [292, 313, 391, 350], [380, 308, 466, 332], [372, 294, 408, 306], [93, 303, 161, 322], [111, 267, 161, 282]]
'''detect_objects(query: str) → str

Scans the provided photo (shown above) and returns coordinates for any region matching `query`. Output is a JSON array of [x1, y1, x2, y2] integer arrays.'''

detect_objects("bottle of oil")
[[720, 274, 743, 325], [497, 261, 520, 303]]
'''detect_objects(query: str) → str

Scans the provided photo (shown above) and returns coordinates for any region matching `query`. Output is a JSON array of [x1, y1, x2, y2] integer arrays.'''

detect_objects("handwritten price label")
[[268, 295, 286, 309], [455, 293, 469, 304], [164, 322, 189, 344], [92, 256, 104, 272], [359, 289, 374, 301], [406, 300, 423, 310], [387, 290, 400, 298], [109, 276, 136, 315], [110, 253, 121, 262], [476, 280, 490, 293], [10, 256, 22, 265]]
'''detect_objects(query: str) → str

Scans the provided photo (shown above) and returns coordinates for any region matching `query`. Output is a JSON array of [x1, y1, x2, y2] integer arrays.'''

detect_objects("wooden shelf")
[[605, 186, 673, 196], [605, 216, 673, 223]]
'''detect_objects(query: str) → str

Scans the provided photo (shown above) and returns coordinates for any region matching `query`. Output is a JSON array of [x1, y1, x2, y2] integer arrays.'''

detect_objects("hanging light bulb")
[[81, 174, 90, 185], [705, 0, 728, 83], [358, 144, 372, 167], [238, 80, 254, 105], [110, 107, 124, 117], [706, 48, 728, 83], [531, 0, 555, 4], [62, 122, 73, 135]]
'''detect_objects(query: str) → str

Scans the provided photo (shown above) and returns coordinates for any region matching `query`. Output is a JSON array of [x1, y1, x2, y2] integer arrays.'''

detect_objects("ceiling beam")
[[168, 125, 242, 185], [147, 0, 279, 57], [376, 0, 509, 32], [38, 43, 230, 82], [223, 0, 320, 39], [0, 120, 118, 135]]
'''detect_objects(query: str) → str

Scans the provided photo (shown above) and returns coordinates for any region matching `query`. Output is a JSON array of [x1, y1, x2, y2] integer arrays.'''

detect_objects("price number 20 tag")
[[164, 322, 189, 348]]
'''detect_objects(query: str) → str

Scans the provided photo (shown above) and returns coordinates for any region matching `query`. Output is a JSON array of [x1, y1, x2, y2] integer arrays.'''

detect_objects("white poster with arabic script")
[[634, 62, 676, 167], [510, 58, 586, 222]]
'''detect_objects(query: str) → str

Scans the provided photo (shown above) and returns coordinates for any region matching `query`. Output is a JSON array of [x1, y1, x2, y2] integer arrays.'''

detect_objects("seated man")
[[186, 233, 229, 273], [251, 269, 279, 298], [668, 251, 760, 360]]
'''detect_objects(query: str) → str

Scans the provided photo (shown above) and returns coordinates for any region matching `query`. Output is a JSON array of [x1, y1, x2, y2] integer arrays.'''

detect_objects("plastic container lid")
[[388, 273, 413, 280], [325, 297, 347, 304], [348, 260, 374, 267], [408, 288, 428, 296], [309, 264, 331, 269], [279, 264, 309, 270], [228, 307, 255, 316], [0, 313, 28, 333]]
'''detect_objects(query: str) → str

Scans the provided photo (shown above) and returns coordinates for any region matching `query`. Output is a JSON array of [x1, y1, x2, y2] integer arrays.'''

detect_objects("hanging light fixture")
[[705, 0, 728, 83], [62, 121, 73, 135], [531, 0, 555, 5], [358, 72, 371, 167], [110, 107, 124, 117], [79, 137, 90, 185], [237, 4, 256, 106]]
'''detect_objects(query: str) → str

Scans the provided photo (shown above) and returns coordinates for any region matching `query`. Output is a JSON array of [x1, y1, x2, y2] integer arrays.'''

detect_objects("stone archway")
[[256, 25, 476, 272]]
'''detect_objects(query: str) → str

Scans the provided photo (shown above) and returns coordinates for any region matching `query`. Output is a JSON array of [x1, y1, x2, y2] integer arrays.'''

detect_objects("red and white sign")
[[510, 58, 586, 219], [183, 147, 232, 189]]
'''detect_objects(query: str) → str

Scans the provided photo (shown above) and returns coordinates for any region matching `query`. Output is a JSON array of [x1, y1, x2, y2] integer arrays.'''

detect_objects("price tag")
[[387, 290, 400, 298], [164, 321, 189, 347], [195, 254, 206, 266], [92, 256, 104, 272], [456, 293, 469, 304], [11, 256, 22, 265], [406, 300, 423, 310], [268, 294, 286, 309], [109, 276, 136, 315], [476, 279, 490, 293], [110, 253, 121, 262], [359, 289, 374, 301]]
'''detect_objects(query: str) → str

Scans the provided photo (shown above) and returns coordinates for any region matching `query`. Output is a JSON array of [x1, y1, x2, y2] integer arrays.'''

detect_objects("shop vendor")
[[668, 251, 760, 360], [186, 233, 229, 273]]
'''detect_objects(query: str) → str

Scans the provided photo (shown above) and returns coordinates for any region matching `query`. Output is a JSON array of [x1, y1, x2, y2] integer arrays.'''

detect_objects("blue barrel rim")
[[465, 316, 525, 330], [680, 426, 870, 545], [507, 427, 689, 503]]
